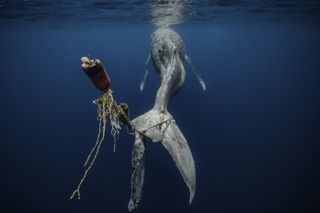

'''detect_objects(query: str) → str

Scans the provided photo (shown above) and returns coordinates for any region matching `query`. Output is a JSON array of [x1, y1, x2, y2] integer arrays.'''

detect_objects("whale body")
[[128, 27, 205, 211]]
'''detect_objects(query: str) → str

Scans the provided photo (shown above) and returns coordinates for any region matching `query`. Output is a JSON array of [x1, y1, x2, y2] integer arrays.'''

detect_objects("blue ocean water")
[[0, 1, 320, 213]]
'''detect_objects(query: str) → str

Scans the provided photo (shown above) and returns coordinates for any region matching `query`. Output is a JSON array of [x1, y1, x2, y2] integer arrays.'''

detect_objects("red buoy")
[[81, 57, 111, 93]]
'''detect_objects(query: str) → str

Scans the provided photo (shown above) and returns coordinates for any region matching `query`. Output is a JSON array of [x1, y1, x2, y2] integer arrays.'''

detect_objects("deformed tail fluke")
[[128, 109, 196, 211], [161, 119, 196, 204], [128, 133, 146, 212]]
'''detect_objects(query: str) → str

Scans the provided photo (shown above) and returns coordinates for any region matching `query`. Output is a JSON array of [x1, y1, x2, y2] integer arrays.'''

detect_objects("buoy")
[[81, 57, 111, 92]]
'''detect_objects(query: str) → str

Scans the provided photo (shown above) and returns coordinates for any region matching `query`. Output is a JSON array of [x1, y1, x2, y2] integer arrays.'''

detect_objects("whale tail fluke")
[[161, 119, 196, 204], [128, 109, 196, 211], [128, 133, 146, 212]]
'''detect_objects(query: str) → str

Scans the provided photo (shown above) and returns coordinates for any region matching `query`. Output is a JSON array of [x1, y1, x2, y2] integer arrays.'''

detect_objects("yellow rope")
[[70, 89, 123, 200], [70, 89, 173, 200]]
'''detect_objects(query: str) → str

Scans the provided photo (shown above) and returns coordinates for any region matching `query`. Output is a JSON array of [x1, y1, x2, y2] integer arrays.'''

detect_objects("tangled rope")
[[70, 89, 173, 200], [70, 89, 127, 199]]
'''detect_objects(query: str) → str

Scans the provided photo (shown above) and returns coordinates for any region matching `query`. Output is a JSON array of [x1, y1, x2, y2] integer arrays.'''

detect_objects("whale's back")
[[151, 27, 186, 73]]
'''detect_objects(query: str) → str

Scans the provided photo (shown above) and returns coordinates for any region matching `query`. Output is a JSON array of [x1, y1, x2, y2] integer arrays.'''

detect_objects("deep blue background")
[[0, 23, 320, 213]]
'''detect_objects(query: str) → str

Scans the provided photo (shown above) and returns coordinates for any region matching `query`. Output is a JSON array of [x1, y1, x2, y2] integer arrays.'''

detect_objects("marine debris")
[[70, 57, 133, 200]]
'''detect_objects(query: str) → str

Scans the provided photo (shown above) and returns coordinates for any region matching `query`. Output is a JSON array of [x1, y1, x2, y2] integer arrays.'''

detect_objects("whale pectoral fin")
[[161, 120, 196, 204], [128, 133, 146, 212], [185, 54, 206, 91], [140, 53, 151, 91]]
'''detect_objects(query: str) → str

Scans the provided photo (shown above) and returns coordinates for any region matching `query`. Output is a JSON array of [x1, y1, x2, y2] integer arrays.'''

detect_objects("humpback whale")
[[128, 27, 206, 211]]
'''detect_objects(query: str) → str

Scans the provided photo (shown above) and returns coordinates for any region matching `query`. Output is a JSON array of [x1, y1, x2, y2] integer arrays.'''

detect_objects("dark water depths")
[[0, 1, 320, 213]]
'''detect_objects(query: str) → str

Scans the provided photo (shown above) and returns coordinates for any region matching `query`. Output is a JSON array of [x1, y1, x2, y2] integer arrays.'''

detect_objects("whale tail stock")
[[128, 108, 196, 211]]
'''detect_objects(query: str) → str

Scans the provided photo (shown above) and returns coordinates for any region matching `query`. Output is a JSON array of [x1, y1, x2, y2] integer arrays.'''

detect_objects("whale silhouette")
[[128, 26, 205, 211]]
